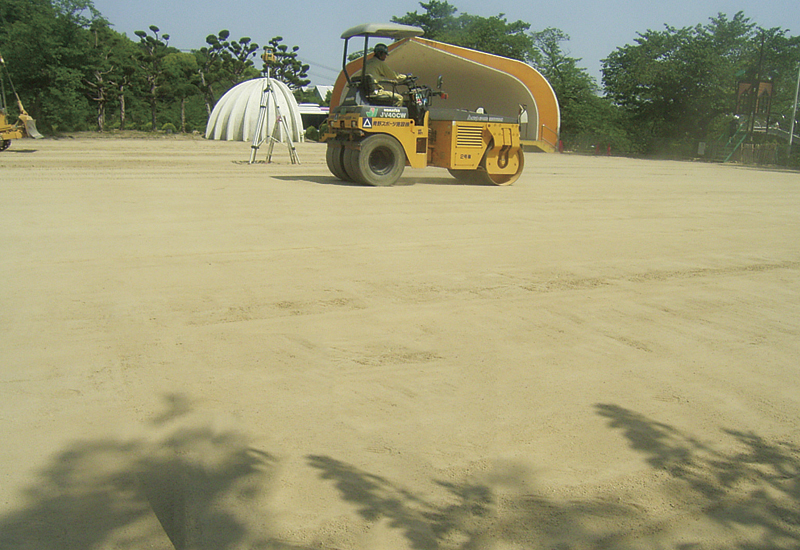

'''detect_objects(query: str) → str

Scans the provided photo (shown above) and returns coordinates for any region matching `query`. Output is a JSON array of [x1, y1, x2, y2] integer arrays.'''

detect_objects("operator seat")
[[341, 75, 398, 107]]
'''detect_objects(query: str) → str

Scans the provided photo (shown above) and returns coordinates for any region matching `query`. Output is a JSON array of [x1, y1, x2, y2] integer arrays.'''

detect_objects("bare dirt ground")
[[1, 135, 799, 550]]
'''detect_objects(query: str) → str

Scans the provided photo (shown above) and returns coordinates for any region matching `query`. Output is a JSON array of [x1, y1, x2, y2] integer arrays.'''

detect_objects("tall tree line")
[[1, 0, 798, 162], [0, 0, 310, 133], [602, 12, 800, 155], [394, 1, 800, 158]]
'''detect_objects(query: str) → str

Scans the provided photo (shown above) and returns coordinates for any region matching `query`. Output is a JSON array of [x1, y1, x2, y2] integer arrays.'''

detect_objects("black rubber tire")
[[343, 147, 364, 185], [326, 142, 352, 182], [347, 134, 405, 187]]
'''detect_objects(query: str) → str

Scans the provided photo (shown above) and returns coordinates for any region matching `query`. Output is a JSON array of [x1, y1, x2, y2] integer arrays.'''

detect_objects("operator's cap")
[[374, 43, 389, 56]]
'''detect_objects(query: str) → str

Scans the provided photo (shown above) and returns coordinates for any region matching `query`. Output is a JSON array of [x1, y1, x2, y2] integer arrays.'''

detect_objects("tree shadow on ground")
[[3, 397, 797, 549], [0, 393, 309, 550], [306, 455, 638, 549], [308, 405, 800, 549], [595, 404, 800, 549]]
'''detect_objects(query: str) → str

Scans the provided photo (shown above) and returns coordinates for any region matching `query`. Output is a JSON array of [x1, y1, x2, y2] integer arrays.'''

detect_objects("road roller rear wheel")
[[326, 142, 353, 182], [347, 134, 405, 187]]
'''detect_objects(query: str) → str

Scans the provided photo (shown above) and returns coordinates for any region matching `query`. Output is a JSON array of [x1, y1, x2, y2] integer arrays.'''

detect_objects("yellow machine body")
[[0, 111, 25, 140], [324, 106, 524, 186], [428, 119, 522, 176], [0, 51, 44, 150], [327, 108, 429, 169]]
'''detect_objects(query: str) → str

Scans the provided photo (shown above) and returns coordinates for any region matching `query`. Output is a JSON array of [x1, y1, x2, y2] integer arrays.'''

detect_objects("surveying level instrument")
[[261, 49, 277, 65], [249, 48, 299, 165]]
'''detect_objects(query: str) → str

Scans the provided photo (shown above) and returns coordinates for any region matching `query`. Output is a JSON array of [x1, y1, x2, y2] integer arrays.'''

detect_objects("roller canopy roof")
[[331, 36, 560, 152], [340, 23, 424, 40]]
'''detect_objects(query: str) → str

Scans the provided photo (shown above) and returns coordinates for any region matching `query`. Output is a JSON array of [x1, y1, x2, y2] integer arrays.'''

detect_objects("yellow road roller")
[[323, 23, 524, 186]]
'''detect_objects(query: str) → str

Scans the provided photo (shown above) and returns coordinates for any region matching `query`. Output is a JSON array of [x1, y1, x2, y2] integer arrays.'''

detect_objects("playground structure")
[[711, 120, 800, 163], [714, 69, 800, 163], [329, 36, 560, 153]]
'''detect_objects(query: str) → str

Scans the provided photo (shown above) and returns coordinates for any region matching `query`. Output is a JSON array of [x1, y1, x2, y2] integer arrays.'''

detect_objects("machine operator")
[[363, 43, 408, 107]]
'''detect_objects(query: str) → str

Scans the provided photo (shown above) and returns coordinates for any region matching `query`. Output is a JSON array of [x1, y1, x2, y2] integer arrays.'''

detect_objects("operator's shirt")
[[364, 57, 406, 89]]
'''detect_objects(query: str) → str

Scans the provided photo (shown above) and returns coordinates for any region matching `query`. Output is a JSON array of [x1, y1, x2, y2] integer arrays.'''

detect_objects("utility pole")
[[788, 61, 800, 159], [747, 31, 766, 142]]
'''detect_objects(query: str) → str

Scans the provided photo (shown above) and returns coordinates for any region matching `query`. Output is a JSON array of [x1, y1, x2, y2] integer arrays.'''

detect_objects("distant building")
[[312, 85, 334, 103], [298, 103, 329, 129]]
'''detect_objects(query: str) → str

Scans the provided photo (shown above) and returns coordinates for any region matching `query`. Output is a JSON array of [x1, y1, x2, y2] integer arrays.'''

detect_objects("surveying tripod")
[[249, 51, 300, 165]]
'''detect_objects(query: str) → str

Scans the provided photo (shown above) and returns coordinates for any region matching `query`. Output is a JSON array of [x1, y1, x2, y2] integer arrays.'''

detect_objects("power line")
[[297, 56, 341, 75]]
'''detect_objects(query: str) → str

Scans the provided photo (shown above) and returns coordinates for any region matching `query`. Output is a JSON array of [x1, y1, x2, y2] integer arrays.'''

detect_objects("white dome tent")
[[205, 77, 304, 144]]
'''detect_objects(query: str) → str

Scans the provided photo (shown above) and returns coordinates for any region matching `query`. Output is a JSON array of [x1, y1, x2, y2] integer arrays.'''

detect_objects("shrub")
[[305, 126, 320, 142]]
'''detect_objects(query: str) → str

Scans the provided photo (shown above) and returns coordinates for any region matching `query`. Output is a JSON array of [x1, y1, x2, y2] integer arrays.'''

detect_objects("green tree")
[[746, 28, 800, 134], [195, 30, 260, 115], [108, 33, 139, 130], [83, 21, 114, 131], [83, 21, 138, 131], [0, 0, 106, 132], [201, 30, 260, 87], [601, 12, 799, 153], [134, 25, 175, 131], [52, 0, 100, 27], [393, 1, 534, 62], [195, 31, 228, 115], [391, 0, 457, 40], [529, 27, 631, 152], [162, 51, 200, 132], [530, 28, 596, 132], [452, 14, 533, 62], [224, 35, 260, 85]]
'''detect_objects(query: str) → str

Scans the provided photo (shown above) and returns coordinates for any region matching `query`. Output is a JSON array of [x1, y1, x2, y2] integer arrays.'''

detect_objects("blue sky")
[[90, 0, 799, 86]]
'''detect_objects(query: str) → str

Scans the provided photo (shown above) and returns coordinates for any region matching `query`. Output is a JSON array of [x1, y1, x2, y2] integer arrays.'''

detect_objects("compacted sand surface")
[[1, 136, 799, 549]]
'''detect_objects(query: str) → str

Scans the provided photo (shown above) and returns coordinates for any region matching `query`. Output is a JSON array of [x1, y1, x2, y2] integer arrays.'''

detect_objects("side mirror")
[[437, 75, 443, 90]]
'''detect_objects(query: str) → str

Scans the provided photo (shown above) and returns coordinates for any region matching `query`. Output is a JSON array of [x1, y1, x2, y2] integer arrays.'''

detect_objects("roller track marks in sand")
[[182, 259, 799, 328], [521, 260, 800, 294], [186, 296, 368, 325], [621, 260, 800, 284], [379, 258, 800, 307]]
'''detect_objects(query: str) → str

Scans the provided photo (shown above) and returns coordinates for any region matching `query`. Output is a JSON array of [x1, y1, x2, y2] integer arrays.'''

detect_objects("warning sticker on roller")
[[362, 118, 372, 128]]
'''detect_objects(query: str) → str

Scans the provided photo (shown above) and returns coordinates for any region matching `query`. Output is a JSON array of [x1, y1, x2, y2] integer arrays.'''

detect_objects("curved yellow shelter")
[[331, 37, 560, 152]]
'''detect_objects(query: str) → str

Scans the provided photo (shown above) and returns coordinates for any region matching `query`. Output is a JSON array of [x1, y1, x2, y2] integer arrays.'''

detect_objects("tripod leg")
[[249, 86, 271, 164], [266, 119, 280, 163], [279, 115, 300, 164]]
